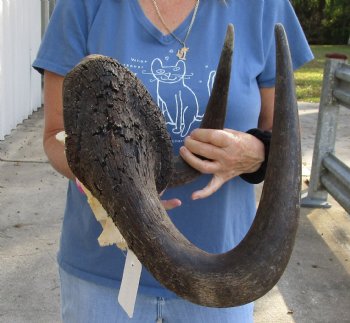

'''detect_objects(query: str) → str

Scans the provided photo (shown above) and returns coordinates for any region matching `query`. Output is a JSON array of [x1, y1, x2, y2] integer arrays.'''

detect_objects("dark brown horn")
[[63, 23, 300, 307], [169, 24, 234, 187]]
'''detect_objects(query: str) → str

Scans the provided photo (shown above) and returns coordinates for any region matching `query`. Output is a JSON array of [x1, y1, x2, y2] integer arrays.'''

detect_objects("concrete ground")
[[0, 103, 349, 323]]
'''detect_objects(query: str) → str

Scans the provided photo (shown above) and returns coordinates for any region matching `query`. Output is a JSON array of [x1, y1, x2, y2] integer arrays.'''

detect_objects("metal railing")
[[301, 54, 350, 214]]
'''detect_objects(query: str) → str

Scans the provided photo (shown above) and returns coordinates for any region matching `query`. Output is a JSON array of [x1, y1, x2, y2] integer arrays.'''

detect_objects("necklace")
[[151, 0, 200, 60]]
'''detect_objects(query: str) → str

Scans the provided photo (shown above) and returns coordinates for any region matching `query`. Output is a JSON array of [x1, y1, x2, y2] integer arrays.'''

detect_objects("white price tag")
[[118, 249, 142, 318]]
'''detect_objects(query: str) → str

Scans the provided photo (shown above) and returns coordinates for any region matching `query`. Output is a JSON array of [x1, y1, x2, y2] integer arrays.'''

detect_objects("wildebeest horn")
[[63, 23, 300, 307], [169, 24, 234, 187]]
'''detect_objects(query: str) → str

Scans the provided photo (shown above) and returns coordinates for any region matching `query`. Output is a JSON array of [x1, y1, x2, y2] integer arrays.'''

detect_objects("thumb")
[[192, 175, 225, 200]]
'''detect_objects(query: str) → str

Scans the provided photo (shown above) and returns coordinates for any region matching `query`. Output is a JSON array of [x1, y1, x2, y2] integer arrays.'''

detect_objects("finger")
[[75, 178, 86, 195], [184, 136, 223, 160], [223, 128, 240, 136], [192, 176, 225, 200], [190, 129, 233, 148], [180, 146, 219, 174], [161, 198, 182, 211]]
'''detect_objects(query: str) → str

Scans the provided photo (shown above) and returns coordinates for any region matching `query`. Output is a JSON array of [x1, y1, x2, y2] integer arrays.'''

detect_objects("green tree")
[[291, 0, 350, 44], [322, 0, 350, 44]]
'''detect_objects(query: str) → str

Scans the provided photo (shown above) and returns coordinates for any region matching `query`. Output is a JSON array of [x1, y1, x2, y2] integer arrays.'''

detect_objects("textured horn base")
[[63, 55, 173, 195]]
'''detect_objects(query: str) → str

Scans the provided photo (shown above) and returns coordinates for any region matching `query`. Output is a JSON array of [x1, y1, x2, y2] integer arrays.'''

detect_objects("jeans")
[[59, 267, 254, 323]]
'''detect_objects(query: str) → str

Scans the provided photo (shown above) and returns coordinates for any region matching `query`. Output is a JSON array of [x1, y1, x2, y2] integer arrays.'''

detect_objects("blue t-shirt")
[[33, 0, 313, 301]]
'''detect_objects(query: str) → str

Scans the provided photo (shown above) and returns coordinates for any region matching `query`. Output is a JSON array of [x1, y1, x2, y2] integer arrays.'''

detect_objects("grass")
[[295, 45, 350, 103]]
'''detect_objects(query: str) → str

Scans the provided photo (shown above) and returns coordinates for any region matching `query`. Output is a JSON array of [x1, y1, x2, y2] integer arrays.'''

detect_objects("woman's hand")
[[160, 191, 182, 211], [179, 128, 265, 200]]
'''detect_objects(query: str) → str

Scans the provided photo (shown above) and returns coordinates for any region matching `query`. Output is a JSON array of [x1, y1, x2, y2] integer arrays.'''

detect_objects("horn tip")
[[225, 24, 234, 49], [227, 23, 234, 33], [274, 23, 287, 41]]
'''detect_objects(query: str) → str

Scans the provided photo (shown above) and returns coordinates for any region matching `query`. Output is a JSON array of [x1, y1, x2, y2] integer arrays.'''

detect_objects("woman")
[[33, 0, 313, 322]]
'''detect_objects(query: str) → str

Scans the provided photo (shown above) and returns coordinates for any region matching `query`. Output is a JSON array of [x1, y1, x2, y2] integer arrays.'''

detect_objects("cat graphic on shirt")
[[151, 58, 201, 137]]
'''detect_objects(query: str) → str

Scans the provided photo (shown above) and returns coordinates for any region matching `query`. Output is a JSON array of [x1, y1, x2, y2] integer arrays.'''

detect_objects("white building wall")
[[0, 0, 42, 140]]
